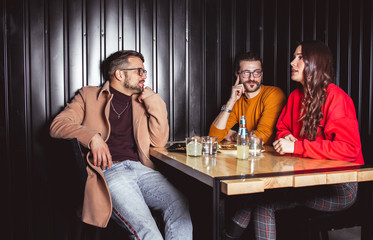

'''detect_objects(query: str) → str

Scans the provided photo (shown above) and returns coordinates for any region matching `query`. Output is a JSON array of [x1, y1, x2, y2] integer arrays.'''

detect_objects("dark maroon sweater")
[[106, 86, 139, 162]]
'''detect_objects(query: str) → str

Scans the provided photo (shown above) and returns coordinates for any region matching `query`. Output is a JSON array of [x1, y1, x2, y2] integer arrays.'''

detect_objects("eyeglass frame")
[[237, 69, 263, 78], [120, 68, 147, 76]]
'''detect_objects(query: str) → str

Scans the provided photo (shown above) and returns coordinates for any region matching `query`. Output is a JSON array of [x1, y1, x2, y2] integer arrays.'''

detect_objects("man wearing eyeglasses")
[[209, 51, 286, 145], [50, 50, 192, 240]]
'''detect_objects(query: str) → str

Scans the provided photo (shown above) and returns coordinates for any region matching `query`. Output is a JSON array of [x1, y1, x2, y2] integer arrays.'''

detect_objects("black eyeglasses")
[[237, 69, 262, 78], [120, 68, 147, 76]]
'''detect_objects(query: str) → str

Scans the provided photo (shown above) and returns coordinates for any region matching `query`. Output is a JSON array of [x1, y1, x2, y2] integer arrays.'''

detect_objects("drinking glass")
[[201, 136, 218, 155], [186, 137, 202, 156], [248, 136, 262, 157]]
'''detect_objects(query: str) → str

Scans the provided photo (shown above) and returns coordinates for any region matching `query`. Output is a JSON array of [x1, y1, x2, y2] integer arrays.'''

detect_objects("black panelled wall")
[[2, 0, 373, 239]]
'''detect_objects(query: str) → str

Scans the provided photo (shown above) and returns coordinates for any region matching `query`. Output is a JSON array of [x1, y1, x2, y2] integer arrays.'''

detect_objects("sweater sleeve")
[[208, 103, 240, 143], [208, 124, 227, 143], [294, 117, 362, 162], [254, 87, 286, 144], [275, 94, 295, 140]]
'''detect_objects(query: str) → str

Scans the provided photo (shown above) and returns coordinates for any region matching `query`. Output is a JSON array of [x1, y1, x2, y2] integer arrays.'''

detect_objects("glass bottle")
[[237, 115, 249, 159]]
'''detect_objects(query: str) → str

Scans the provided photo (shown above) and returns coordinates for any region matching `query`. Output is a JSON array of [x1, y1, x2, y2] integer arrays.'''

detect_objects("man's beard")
[[243, 80, 261, 93], [123, 72, 143, 93]]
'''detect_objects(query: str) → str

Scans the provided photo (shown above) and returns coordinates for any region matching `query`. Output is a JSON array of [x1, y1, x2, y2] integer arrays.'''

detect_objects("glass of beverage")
[[248, 136, 262, 157], [237, 144, 249, 159], [201, 136, 218, 155], [186, 137, 202, 156]]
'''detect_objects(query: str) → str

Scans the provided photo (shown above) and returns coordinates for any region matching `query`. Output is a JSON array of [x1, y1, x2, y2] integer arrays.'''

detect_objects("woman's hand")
[[283, 134, 297, 142], [273, 135, 296, 155]]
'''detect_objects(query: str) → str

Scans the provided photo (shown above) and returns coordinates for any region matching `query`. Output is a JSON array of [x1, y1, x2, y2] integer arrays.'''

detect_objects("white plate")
[[218, 149, 238, 157], [218, 148, 265, 157]]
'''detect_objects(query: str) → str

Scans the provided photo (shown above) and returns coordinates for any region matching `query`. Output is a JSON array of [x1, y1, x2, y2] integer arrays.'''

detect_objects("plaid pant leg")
[[252, 198, 298, 240], [304, 182, 358, 212], [253, 203, 276, 240], [232, 208, 252, 228]]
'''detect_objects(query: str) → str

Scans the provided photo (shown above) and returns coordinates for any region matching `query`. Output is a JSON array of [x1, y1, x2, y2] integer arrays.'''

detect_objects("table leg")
[[213, 178, 225, 240], [361, 181, 373, 240]]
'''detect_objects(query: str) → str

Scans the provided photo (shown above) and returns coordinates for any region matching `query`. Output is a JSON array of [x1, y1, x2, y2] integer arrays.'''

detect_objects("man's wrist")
[[226, 99, 236, 109], [89, 133, 101, 149], [221, 105, 232, 113]]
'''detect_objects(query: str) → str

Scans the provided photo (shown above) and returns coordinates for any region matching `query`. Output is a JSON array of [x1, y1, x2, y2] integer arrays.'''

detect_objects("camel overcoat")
[[50, 81, 169, 227]]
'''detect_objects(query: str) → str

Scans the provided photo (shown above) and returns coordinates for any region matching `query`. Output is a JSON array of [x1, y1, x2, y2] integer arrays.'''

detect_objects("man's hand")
[[224, 129, 238, 142], [230, 75, 245, 103], [89, 133, 112, 169], [138, 86, 156, 103], [273, 135, 296, 155]]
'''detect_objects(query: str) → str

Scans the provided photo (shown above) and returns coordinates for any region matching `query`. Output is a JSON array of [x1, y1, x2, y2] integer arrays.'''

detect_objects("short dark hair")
[[234, 51, 263, 73], [103, 50, 144, 80]]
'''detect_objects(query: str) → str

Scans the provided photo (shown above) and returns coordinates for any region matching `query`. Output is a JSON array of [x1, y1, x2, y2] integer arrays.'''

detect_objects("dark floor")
[[328, 226, 360, 240]]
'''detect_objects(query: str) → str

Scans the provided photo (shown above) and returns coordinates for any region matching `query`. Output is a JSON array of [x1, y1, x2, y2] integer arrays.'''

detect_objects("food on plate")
[[219, 143, 237, 150], [167, 143, 186, 152]]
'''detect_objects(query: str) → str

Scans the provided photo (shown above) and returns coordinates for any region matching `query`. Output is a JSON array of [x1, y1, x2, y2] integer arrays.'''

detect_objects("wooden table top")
[[150, 145, 373, 195]]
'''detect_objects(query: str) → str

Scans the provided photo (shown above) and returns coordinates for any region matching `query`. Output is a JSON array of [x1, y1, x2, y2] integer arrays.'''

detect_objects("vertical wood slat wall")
[[1, 0, 373, 239]]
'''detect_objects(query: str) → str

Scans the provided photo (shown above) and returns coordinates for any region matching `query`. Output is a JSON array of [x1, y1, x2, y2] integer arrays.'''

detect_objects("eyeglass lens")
[[138, 68, 147, 76], [240, 70, 262, 78]]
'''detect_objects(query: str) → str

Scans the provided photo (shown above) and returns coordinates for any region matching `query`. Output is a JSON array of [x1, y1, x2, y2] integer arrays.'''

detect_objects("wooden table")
[[150, 145, 373, 239]]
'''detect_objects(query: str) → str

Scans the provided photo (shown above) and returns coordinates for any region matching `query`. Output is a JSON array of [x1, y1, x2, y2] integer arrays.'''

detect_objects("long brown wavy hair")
[[298, 40, 335, 141]]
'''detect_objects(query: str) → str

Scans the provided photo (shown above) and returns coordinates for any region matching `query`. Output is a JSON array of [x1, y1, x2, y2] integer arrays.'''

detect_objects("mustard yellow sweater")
[[209, 85, 286, 144]]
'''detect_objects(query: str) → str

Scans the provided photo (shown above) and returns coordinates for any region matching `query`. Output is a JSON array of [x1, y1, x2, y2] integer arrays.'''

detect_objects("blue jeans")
[[103, 160, 193, 240]]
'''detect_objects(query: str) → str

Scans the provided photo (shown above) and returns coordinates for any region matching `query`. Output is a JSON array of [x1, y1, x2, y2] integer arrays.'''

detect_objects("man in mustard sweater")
[[209, 52, 286, 145]]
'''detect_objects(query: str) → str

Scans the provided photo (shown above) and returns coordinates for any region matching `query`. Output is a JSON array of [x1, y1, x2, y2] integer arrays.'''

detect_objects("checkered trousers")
[[232, 182, 358, 240]]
